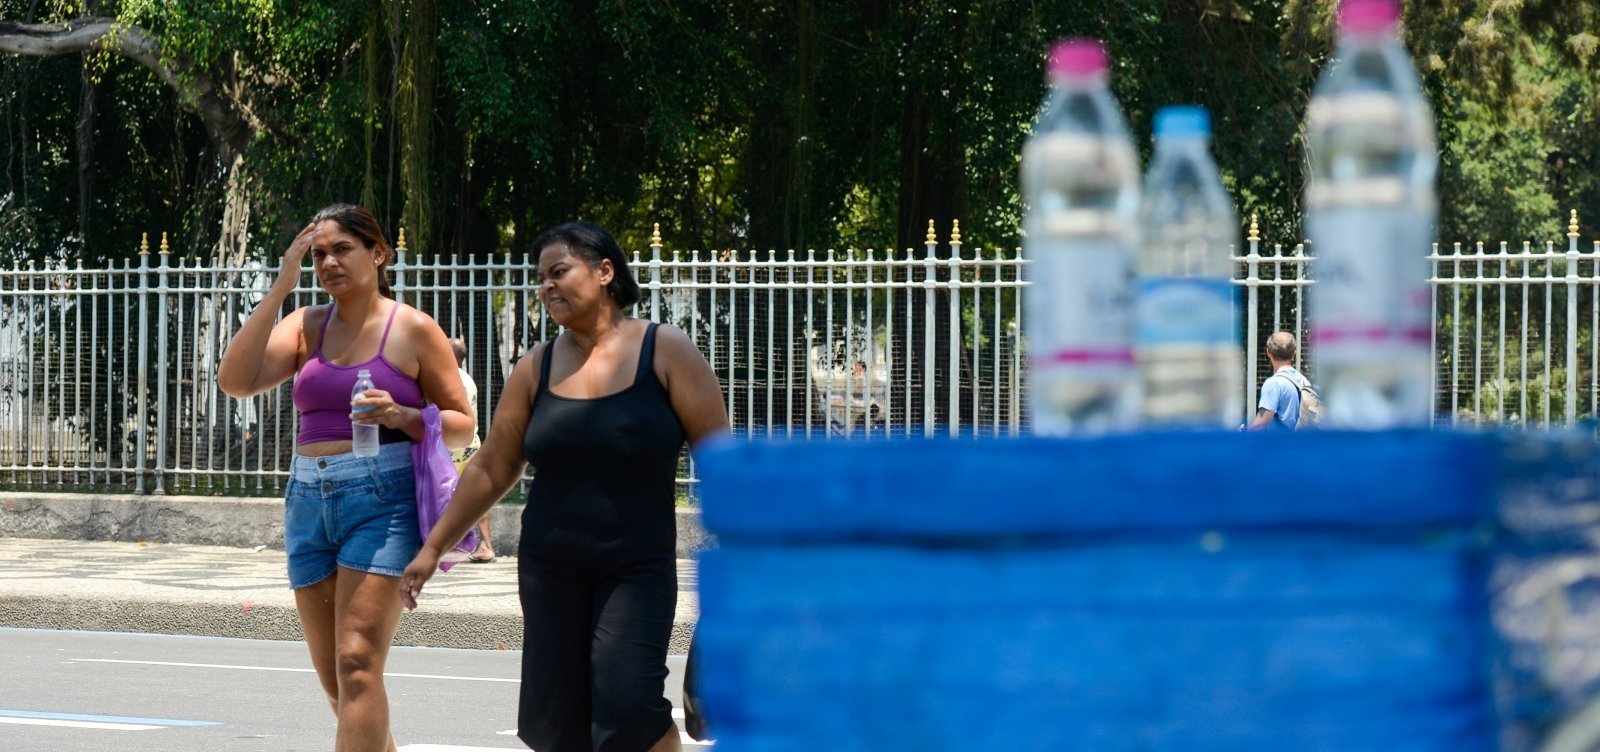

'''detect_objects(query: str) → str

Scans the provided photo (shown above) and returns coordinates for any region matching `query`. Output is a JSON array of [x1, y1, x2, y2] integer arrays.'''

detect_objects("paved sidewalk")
[[0, 537, 699, 651]]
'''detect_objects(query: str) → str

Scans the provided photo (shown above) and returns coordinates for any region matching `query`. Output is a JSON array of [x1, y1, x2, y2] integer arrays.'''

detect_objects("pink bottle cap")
[[1047, 39, 1109, 78], [1338, 0, 1400, 35]]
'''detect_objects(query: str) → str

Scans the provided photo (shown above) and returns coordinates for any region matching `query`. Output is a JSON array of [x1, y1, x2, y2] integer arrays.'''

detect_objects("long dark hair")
[[532, 221, 640, 308], [310, 203, 394, 298]]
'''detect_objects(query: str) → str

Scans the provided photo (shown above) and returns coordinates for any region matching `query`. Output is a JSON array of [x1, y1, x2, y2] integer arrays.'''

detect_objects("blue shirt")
[[1258, 366, 1303, 429]]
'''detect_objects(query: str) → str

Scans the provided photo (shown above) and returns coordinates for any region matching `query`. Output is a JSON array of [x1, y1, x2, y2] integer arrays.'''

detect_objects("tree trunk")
[[0, 19, 256, 157], [397, 0, 436, 256], [215, 152, 250, 265], [75, 56, 94, 243]]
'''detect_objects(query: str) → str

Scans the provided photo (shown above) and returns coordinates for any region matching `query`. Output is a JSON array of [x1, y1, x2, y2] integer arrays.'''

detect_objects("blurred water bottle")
[[1305, 0, 1437, 428], [351, 368, 379, 457], [1020, 39, 1140, 435], [1136, 106, 1241, 428]]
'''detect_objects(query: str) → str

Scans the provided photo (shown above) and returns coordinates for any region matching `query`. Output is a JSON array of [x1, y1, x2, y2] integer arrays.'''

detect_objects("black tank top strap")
[[313, 302, 336, 356], [635, 322, 660, 386], [537, 340, 554, 394]]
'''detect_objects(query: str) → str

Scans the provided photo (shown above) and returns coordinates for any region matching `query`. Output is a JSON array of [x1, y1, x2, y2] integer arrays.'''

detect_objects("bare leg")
[[331, 566, 406, 752], [648, 724, 683, 752], [294, 573, 341, 712], [471, 516, 495, 561]]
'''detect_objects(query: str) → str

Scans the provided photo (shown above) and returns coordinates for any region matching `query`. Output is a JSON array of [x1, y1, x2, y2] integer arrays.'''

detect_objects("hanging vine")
[[396, 0, 433, 255]]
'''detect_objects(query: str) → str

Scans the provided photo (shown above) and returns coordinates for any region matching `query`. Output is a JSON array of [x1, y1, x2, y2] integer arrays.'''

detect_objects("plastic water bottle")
[[1020, 39, 1140, 435], [351, 369, 379, 457], [1135, 106, 1241, 428], [1305, 0, 1437, 428]]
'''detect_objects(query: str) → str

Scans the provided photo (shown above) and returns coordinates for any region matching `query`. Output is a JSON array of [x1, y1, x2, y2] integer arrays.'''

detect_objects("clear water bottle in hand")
[[1305, 0, 1437, 428], [1021, 38, 1141, 435], [351, 368, 379, 457], [1136, 106, 1241, 428]]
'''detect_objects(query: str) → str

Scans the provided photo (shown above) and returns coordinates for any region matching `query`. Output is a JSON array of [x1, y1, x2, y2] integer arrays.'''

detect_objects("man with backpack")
[[1248, 331, 1321, 431]]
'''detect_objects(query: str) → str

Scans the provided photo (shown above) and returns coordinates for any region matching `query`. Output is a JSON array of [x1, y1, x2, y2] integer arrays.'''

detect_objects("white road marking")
[[0, 717, 162, 731], [398, 746, 525, 751], [73, 658, 517, 683], [486, 728, 711, 748], [0, 708, 222, 731]]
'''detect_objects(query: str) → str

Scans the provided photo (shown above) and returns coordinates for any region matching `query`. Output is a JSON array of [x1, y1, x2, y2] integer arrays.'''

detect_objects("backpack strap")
[[1270, 372, 1302, 425]]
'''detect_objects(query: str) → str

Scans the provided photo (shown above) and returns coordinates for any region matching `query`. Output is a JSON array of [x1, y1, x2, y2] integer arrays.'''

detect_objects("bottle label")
[[1135, 277, 1235, 347], [1023, 238, 1134, 375], [1307, 205, 1433, 365]]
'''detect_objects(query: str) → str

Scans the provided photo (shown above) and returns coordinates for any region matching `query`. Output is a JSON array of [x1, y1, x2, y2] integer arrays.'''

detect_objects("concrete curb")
[[0, 592, 695, 652], [0, 492, 711, 558], [0, 538, 697, 652]]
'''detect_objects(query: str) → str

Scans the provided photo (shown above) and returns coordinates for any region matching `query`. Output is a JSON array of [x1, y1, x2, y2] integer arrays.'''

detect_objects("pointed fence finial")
[[1572, 210, 1581, 238], [160, 232, 170, 255], [651, 223, 662, 246], [926, 219, 937, 244], [950, 220, 961, 244], [396, 228, 408, 254], [140, 232, 150, 256], [1249, 214, 1260, 241]]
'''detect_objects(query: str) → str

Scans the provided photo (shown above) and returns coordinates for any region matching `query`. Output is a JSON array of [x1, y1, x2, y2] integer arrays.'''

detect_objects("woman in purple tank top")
[[218, 204, 474, 752]]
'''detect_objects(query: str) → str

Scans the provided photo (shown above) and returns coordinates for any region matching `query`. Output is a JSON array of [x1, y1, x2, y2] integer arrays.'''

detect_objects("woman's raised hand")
[[277, 223, 318, 285]]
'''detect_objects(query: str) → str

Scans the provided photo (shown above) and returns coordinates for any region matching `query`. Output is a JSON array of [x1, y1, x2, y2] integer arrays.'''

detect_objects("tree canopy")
[[0, 0, 1595, 262]]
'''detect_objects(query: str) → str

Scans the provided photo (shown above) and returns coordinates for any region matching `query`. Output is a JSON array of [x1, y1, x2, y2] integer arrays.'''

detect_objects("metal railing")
[[0, 211, 1591, 495]]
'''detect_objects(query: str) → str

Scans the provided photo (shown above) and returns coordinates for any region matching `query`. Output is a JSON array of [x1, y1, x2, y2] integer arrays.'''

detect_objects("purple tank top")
[[293, 301, 425, 445]]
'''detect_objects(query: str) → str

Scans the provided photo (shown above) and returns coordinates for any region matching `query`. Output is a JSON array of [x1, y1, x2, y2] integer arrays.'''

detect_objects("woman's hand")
[[399, 547, 442, 610], [351, 388, 418, 431], [276, 223, 318, 288]]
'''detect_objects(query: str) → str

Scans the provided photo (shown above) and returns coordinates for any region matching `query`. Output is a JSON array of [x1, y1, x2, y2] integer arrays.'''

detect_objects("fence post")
[[1448, 242, 1459, 427], [1008, 320, 1020, 434], [1244, 215, 1260, 425], [393, 228, 408, 306], [1430, 240, 1440, 425], [1569, 210, 1581, 426], [134, 234, 152, 494], [153, 233, 171, 495], [923, 220, 937, 437], [650, 223, 663, 322], [948, 221, 962, 438]]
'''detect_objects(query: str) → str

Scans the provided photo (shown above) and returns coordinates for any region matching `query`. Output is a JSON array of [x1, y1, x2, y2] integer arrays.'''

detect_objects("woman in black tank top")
[[401, 222, 729, 752]]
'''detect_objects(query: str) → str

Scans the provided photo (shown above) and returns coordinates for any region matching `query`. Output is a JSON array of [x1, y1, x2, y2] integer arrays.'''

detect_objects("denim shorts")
[[284, 443, 419, 589]]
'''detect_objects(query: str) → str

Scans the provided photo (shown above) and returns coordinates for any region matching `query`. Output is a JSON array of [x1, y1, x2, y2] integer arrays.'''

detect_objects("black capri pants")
[[516, 553, 677, 752]]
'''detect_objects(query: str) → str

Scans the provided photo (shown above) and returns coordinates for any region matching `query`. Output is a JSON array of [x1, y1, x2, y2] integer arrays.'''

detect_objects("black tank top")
[[522, 323, 686, 563]]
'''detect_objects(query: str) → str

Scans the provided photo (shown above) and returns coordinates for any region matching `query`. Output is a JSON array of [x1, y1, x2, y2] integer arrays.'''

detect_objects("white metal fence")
[[0, 212, 1591, 495]]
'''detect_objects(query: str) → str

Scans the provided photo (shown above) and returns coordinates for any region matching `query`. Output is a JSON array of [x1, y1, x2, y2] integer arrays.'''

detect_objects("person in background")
[[448, 336, 494, 563], [1249, 331, 1307, 430], [218, 203, 473, 752], [401, 221, 730, 752]]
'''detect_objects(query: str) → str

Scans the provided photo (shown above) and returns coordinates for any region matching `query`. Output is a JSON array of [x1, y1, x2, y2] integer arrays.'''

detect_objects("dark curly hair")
[[532, 221, 640, 308]]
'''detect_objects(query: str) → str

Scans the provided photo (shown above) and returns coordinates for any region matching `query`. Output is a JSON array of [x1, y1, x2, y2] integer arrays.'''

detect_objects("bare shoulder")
[[521, 340, 551, 365], [298, 302, 328, 329], [651, 322, 699, 356], [514, 340, 550, 401], [396, 300, 443, 333], [649, 323, 711, 387], [294, 303, 326, 349]]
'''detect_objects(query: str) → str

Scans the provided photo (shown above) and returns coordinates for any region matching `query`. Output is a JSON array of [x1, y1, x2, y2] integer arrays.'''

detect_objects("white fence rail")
[[0, 213, 1591, 495]]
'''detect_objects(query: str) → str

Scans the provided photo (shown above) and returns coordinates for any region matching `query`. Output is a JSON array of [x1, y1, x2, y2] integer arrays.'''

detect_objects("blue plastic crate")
[[696, 431, 1498, 751]]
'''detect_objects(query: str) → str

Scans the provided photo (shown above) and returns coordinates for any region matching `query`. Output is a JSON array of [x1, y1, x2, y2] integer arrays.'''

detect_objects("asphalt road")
[[0, 628, 705, 751]]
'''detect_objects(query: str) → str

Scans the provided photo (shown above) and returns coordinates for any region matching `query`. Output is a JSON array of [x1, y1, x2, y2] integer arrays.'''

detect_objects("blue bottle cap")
[[1154, 105, 1211, 138]]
